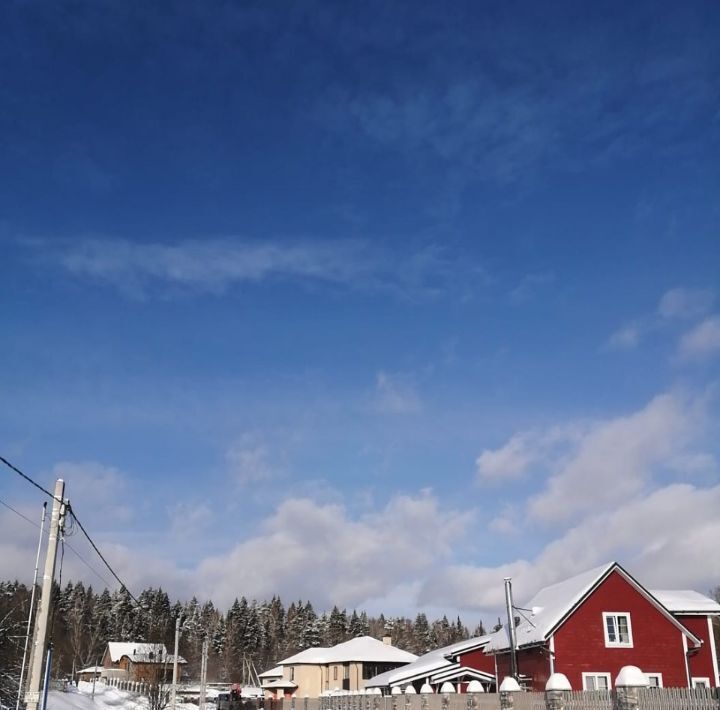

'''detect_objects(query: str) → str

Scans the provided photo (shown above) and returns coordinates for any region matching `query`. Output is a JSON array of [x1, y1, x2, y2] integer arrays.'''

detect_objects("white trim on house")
[[683, 633, 691, 687], [602, 612, 634, 648], [548, 635, 555, 675], [582, 672, 611, 691], [691, 677, 711, 688], [709, 617, 720, 688], [645, 673, 663, 688]]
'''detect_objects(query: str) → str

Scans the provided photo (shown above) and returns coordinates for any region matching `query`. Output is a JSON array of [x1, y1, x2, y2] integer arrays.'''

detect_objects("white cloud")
[[658, 287, 714, 319], [420, 482, 720, 611], [476, 391, 706, 522], [225, 434, 279, 486], [606, 324, 641, 350], [528, 392, 699, 523], [195, 491, 471, 609], [374, 371, 422, 414], [476, 425, 581, 481], [677, 316, 720, 361], [51, 460, 133, 523], [24, 237, 474, 300]]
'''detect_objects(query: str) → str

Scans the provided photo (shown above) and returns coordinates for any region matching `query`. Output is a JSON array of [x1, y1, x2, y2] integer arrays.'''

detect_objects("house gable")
[[553, 568, 692, 690]]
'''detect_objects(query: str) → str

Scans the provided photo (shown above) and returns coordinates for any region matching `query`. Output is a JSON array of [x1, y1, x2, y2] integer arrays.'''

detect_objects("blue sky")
[[1, 0, 719, 619]]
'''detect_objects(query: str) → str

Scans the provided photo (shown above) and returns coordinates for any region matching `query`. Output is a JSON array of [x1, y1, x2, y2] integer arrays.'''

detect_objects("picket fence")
[[318, 687, 720, 710]]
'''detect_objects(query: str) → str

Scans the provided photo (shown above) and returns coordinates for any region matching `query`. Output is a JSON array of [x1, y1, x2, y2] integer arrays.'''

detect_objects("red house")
[[485, 562, 720, 692]]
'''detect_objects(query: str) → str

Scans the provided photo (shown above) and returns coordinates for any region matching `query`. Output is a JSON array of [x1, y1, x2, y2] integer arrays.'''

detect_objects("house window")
[[333, 667, 338, 681], [602, 612, 633, 647], [582, 673, 611, 691], [289, 667, 295, 681], [692, 678, 710, 689], [646, 673, 663, 688]]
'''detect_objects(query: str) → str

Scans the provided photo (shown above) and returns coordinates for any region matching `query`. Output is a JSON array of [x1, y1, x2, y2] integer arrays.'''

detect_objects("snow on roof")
[[258, 666, 284, 678], [263, 679, 298, 689], [279, 636, 417, 666], [365, 637, 488, 688], [486, 562, 705, 653], [77, 667, 103, 674], [651, 589, 720, 615], [486, 562, 616, 652], [106, 642, 187, 664]]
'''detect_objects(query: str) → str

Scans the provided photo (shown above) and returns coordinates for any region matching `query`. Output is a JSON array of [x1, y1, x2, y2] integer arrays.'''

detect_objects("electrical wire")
[[0, 495, 116, 589], [1, 454, 143, 608], [0, 455, 62, 503]]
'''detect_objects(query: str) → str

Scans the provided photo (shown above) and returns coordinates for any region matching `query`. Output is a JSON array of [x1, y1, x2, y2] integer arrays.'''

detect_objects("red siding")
[[679, 615, 718, 687], [456, 648, 497, 676], [495, 646, 550, 691], [553, 570, 690, 690]]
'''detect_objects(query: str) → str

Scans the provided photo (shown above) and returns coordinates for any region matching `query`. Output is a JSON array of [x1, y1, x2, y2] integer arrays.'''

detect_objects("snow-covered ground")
[[47, 682, 200, 710]]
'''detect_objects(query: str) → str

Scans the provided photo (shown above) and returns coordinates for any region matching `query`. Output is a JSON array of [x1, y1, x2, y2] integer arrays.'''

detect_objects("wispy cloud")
[[677, 316, 720, 361], [22, 237, 479, 300], [606, 287, 715, 351], [226, 433, 281, 487], [658, 287, 715, 320], [606, 323, 642, 351], [374, 371, 422, 414], [509, 272, 555, 304]]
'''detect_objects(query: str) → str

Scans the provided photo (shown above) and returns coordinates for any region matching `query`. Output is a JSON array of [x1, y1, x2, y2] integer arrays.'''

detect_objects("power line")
[[67, 506, 141, 606], [0, 455, 61, 503], [0, 454, 142, 607], [0, 495, 113, 588]]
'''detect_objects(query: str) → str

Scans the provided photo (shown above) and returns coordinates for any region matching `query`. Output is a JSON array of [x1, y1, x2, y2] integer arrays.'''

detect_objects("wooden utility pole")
[[25, 479, 66, 710]]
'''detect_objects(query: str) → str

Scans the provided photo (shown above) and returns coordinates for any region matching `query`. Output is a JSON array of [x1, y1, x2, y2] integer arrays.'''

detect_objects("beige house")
[[274, 636, 417, 697]]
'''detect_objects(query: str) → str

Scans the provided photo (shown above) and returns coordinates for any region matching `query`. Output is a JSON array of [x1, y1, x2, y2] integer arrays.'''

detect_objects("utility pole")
[[170, 617, 180, 710], [198, 638, 208, 710], [17, 502, 47, 710], [25, 479, 66, 710], [503, 577, 518, 680]]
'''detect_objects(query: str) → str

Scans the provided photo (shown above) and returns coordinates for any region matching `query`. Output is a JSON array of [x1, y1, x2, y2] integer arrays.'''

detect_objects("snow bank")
[[47, 682, 199, 710]]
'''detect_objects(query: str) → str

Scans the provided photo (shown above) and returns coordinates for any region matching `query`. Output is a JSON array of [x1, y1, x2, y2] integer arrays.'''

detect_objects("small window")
[[692, 678, 710, 689], [602, 612, 633, 647], [333, 667, 338, 681], [646, 673, 663, 688], [582, 673, 611, 691], [289, 667, 295, 681]]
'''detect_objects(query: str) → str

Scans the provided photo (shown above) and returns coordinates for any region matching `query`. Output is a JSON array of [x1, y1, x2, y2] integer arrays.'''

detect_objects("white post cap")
[[419, 683, 433, 694], [615, 666, 649, 688], [466, 681, 484, 693], [390, 687, 402, 696], [439, 683, 455, 694], [499, 677, 521, 692], [545, 673, 572, 692], [404, 686, 416, 695]]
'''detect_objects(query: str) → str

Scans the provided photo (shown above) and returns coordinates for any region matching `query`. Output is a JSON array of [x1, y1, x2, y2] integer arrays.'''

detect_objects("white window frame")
[[602, 612, 634, 648], [646, 673, 663, 688], [691, 677, 710, 689], [582, 672, 611, 691]]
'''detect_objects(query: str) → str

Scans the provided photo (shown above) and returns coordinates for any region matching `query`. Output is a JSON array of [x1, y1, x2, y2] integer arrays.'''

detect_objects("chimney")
[[382, 635, 392, 645]]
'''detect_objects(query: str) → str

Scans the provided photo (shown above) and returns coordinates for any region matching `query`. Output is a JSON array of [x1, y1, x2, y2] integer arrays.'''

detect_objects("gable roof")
[[278, 636, 417, 665], [485, 562, 702, 653], [105, 642, 186, 664], [651, 590, 720, 615], [365, 637, 489, 688], [258, 666, 284, 679]]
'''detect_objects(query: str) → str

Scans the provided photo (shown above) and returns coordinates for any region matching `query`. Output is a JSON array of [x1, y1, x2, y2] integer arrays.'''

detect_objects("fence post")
[[613, 666, 648, 710], [544, 674, 571, 710], [466, 680, 483, 710], [498, 678, 521, 710]]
